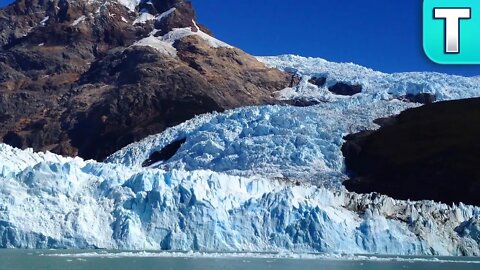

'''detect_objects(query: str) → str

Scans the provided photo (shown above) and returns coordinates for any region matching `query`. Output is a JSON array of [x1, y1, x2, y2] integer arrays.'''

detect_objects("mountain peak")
[[0, 0, 206, 48], [0, 0, 293, 160]]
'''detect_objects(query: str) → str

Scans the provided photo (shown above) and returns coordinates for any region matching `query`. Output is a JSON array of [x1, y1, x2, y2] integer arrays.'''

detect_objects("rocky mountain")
[[0, 0, 293, 160], [342, 98, 480, 206]]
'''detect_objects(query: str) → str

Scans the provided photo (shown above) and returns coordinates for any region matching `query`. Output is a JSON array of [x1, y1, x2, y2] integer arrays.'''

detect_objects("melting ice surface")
[[2, 55, 480, 256]]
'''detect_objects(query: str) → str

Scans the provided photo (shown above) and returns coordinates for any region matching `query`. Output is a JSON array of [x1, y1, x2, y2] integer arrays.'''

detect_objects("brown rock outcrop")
[[0, 0, 293, 160]]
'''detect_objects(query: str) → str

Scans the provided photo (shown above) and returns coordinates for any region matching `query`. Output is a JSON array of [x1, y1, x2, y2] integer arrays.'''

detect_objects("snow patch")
[[132, 35, 177, 57], [40, 16, 49, 26], [71, 15, 86, 27], [133, 7, 177, 25], [157, 7, 176, 22], [132, 26, 231, 56], [116, 0, 141, 12], [133, 11, 155, 25], [161, 27, 232, 49]]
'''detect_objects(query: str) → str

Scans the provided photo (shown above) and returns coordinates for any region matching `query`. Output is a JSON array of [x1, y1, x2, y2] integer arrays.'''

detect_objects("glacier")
[[107, 100, 416, 185], [107, 55, 480, 185], [2, 55, 480, 255], [1, 143, 480, 255], [258, 55, 480, 102]]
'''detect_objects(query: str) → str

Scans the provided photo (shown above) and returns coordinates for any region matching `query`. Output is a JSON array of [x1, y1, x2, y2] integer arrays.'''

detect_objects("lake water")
[[1, 250, 480, 270]]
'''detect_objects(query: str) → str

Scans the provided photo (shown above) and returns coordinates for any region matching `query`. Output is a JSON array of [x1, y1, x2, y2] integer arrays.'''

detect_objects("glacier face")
[[1, 144, 480, 255], [2, 55, 480, 255]]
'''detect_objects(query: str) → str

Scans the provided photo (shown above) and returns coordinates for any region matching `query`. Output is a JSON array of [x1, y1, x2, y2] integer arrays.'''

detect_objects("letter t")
[[434, 8, 471, 54]]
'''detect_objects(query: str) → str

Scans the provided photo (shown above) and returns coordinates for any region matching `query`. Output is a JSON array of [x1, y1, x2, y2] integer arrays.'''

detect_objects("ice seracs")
[[1, 144, 480, 255], [259, 55, 480, 102], [107, 100, 415, 185]]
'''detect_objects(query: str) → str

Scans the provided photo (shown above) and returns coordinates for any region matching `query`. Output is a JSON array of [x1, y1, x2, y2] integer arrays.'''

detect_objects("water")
[[1, 250, 480, 270]]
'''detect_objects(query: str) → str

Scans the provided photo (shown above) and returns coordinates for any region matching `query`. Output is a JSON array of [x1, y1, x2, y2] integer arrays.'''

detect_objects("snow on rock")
[[71, 15, 86, 26], [116, 0, 141, 12], [133, 7, 176, 25], [161, 25, 232, 49], [132, 35, 177, 57], [132, 7, 233, 55], [258, 55, 480, 102], [133, 12, 155, 25], [132, 25, 232, 56], [130, 6, 230, 56], [39, 16, 49, 26], [107, 100, 415, 186], [157, 7, 176, 22], [1, 144, 479, 255]]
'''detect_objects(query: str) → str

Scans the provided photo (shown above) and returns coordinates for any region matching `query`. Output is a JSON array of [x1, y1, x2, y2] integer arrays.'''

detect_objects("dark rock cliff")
[[342, 98, 480, 206]]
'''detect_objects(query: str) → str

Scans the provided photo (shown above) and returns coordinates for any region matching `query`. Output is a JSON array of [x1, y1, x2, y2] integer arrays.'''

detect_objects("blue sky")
[[2, 0, 480, 76]]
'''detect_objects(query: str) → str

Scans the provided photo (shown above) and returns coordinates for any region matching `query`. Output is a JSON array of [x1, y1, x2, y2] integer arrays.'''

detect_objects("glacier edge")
[[1, 144, 479, 256]]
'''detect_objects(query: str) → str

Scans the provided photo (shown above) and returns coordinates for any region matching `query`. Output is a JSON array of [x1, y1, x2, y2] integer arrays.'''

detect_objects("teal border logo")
[[424, 0, 480, 64]]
